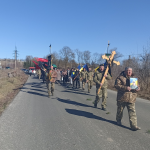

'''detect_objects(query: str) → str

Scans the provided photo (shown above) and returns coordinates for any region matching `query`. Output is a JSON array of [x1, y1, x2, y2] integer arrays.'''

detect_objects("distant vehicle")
[[6, 67, 10, 69], [21, 69, 26, 72], [28, 67, 36, 76]]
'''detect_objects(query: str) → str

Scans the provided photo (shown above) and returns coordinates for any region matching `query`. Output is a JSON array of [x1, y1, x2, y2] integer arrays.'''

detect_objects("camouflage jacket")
[[80, 71, 87, 80], [86, 70, 94, 81], [50, 70, 57, 83], [46, 70, 57, 83], [114, 71, 138, 103], [93, 68, 111, 89]]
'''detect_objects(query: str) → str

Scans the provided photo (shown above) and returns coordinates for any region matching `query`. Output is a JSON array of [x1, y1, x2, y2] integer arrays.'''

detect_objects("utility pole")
[[14, 46, 18, 70], [49, 44, 51, 54], [107, 41, 110, 53], [128, 55, 131, 66]]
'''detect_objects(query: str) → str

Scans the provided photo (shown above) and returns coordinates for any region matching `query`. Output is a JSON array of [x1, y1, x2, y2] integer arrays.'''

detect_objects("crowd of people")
[[35, 65, 141, 131]]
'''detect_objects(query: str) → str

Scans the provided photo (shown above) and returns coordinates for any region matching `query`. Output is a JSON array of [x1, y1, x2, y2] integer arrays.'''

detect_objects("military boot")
[[117, 121, 122, 126], [88, 89, 90, 93], [93, 101, 97, 108], [94, 103, 97, 108], [102, 107, 107, 111], [48, 91, 51, 98], [131, 126, 141, 131]]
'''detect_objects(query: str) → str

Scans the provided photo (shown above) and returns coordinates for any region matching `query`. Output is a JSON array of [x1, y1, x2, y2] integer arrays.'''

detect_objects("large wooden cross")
[[97, 51, 120, 95]]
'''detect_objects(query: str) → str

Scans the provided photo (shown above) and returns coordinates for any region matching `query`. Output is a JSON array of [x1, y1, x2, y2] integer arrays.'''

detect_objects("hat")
[[99, 64, 105, 66]]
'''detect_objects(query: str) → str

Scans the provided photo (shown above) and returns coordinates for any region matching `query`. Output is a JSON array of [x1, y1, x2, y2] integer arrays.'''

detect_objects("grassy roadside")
[[0, 69, 28, 115]]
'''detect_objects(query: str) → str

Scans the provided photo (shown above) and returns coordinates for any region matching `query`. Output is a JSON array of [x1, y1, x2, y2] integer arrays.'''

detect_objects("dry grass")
[[0, 69, 28, 115]]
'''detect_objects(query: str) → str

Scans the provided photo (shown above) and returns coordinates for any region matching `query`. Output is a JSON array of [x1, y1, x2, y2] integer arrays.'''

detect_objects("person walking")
[[93, 64, 111, 111], [114, 67, 141, 131], [75, 68, 80, 88], [86, 67, 94, 93]]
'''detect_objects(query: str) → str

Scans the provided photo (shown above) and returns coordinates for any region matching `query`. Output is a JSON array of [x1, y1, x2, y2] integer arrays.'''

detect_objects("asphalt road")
[[0, 76, 150, 150]]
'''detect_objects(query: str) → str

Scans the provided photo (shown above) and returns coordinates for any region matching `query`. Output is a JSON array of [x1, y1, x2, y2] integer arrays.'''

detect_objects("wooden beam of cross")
[[97, 51, 120, 95]]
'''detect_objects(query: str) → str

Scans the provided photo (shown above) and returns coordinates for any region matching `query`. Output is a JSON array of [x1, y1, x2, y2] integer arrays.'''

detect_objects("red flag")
[[35, 65, 41, 69], [32, 60, 39, 65], [36, 58, 48, 62]]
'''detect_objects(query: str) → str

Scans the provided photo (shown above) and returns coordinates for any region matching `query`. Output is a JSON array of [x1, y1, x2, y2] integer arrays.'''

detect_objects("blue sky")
[[0, 0, 150, 60]]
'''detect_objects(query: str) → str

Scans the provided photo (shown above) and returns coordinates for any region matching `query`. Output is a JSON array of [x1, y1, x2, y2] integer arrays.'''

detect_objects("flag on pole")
[[83, 64, 89, 72], [32, 60, 39, 66], [71, 71, 75, 78], [77, 65, 81, 70]]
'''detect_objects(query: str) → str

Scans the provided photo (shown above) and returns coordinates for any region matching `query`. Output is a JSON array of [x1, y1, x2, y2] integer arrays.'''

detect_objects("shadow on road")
[[30, 88, 47, 93], [59, 82, 95, 96], [27, 91, 48, 97], [66, 108, 131, 130], [61, 89, 95, 96], [57, 97, 100, 109]]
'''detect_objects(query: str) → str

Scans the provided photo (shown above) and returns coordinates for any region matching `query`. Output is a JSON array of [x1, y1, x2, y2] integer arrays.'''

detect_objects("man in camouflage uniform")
[[93, 64, 111, 111], [46, 66, 57, 97], [86, 67, 94, 93], [114, 67, 141, 131], [80, 68, 87, 90], [38, 69, 41, 79]]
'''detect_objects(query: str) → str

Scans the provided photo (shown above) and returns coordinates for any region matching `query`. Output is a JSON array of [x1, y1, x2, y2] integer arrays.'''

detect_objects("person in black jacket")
[[75, 68, 80, 88], [69, 68, 73, 85]]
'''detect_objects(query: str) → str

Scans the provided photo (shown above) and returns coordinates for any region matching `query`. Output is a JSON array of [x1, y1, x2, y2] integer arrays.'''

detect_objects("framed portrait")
[[130, 78, 138, 89]]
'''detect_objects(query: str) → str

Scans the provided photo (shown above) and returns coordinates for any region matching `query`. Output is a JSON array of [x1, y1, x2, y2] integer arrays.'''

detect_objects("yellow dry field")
[[0, 69, 28, 115]]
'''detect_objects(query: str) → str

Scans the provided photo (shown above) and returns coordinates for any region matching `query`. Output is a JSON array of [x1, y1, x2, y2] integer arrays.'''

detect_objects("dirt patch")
[[0, 69, 28, 115]]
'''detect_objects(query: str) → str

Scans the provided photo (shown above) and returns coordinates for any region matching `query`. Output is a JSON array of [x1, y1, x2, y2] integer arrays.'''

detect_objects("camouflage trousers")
[[82, 79, 86, 90], [94, 87, 107, 108], [39, 73, 41, 79], [87, 80, 93, 92], [46, 81, 55, 96], [116, 102, 137, 129]]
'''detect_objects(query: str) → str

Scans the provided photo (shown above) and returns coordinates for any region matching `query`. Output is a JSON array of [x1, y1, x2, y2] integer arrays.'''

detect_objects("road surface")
[[0, 76, 150, 150]]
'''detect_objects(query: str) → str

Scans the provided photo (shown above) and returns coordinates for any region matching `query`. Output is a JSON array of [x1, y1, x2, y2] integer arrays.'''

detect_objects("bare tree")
[[83, 50, 91, 64], [59, 46, 75, 68], [109, 48, 123, 60], [75, 49, 82, 64]]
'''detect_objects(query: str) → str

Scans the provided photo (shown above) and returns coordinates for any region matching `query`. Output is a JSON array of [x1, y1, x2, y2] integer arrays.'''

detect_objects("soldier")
[[114, 67, 141, 131], [93, 64, 111, 111], [46, 66, 57, 97], [80, 68, 87, 90], [38, 69, 41, 79], [86, 67, 94, 93], [130, 80, 138, 89]]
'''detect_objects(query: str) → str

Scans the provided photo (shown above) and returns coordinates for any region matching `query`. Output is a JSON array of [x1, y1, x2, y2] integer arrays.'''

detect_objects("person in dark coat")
[[75, 68, 80, 88], [71, 68, 76, 88], [41, 69, 46, 83], [66, 68, 70, 82], [69, 68, 73, 85]]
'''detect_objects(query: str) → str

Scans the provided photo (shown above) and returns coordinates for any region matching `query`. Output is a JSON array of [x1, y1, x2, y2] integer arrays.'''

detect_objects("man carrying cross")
[[93, 64, 111, 110]]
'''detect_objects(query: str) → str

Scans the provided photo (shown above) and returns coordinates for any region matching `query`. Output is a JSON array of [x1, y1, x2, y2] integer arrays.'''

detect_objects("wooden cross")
[[97, 51, 120, 95]]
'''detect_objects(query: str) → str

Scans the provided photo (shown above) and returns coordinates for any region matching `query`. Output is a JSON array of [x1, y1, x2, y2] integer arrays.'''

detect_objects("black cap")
[[99, 64, 104, 66]]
